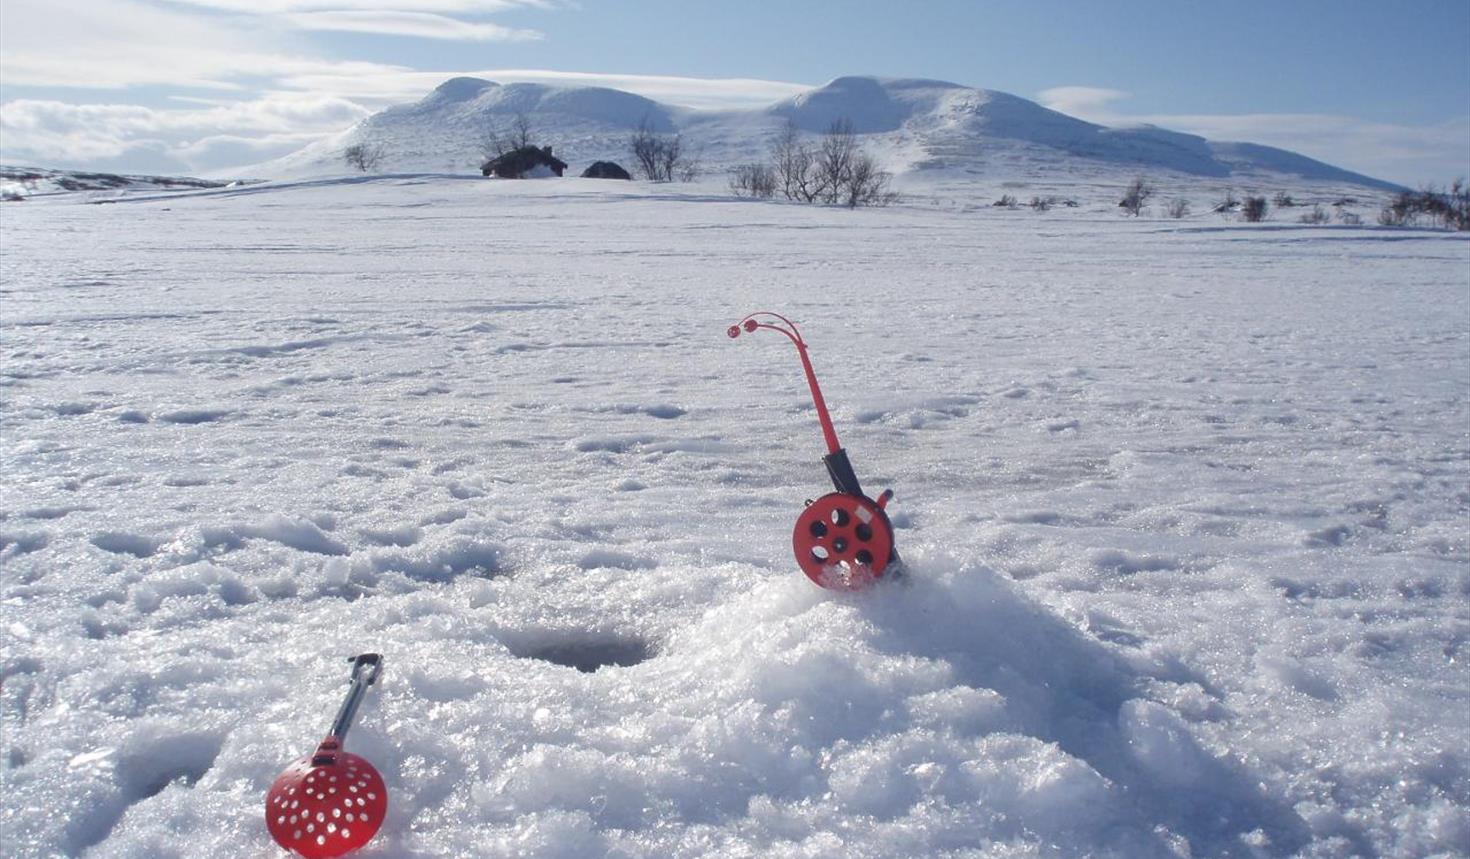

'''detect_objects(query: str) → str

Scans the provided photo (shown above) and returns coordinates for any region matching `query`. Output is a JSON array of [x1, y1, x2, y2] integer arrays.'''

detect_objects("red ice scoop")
[[266, 654, 387, 858]]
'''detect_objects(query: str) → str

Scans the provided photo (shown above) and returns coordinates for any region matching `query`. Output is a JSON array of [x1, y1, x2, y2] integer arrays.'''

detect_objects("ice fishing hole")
[[510, 634, 654, 673]]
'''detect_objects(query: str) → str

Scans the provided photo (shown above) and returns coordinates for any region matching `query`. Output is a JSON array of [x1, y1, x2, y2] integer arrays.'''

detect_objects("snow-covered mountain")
[[0, 165, 229, 200], [254, 75, 1400, 191]]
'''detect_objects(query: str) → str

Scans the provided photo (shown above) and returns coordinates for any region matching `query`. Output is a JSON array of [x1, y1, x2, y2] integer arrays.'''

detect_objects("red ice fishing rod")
[[266, 654, 387, 858], [728, 311, 898, 589]]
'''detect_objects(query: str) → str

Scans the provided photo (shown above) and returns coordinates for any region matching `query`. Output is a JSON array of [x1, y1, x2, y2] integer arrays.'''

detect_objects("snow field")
[[1, 176, 1468, 857]]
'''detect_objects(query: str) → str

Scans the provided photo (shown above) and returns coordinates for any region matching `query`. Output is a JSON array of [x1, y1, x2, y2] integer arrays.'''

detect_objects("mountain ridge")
[[253, 75, 1401, 191]]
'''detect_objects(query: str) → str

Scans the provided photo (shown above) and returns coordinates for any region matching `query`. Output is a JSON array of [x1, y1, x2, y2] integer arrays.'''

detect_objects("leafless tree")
[[656, 131, 682, 182], [343, 143, 384, 172], [993, 194, 1018, 209], [1164, 198, 1190, 219], [1213, 188, 1240, 215], [770, 120, 818, 201], [1119, 176, 1152, 216], [627, 116, 691, 182], [815, 118, 860, 204], [482, 113, 535, 159], [841, 152, 895, 208]]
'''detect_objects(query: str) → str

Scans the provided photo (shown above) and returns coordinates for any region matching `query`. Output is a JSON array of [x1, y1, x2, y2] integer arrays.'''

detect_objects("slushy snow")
[[1, 175, 1467, 858]]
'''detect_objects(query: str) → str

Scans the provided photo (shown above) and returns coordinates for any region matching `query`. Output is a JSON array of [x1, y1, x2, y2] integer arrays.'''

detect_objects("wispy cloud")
[[160, 0, 553, 11], [0, 94, 373, 172], [269, 68, 808, 110], [1035, 86, 1128, 118], [1039, 86, 1470, 186], [0, 0, 416, 89], [281, 10, 542, 41]]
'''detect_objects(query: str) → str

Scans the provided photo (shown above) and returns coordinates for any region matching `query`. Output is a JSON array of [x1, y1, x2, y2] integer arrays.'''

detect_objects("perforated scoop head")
[[266, 741, 387, 858], [793, 492, 894, 590]]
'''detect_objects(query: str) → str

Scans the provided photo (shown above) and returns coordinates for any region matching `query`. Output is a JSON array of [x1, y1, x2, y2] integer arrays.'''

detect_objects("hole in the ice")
[[509, 633, 655, 673]]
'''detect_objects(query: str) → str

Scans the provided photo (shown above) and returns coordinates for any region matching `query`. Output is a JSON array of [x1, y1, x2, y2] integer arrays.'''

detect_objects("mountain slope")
[[253, 76, 1400, 191]]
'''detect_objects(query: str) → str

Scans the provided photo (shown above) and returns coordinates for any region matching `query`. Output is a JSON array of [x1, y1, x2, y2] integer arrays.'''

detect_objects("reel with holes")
[[265, 654, 387, 858], [729, 311, 900, 589], [795, 492, 895, 590]]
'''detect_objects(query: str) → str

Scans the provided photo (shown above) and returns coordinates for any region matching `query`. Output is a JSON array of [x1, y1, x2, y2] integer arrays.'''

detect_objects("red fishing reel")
[[730, 311, 900, 590], [794, 491, 895, 590]]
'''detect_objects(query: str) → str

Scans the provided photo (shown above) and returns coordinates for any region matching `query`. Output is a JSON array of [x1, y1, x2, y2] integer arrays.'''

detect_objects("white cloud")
[[281, 10, 542, 41], [0, 95, 371, 172], [1039, 85, 1470, 186], [0, 0, 416, 89], [160, 0, 552, 12], [1035, 86, 1128, 117], [273, 69, 809, 111]]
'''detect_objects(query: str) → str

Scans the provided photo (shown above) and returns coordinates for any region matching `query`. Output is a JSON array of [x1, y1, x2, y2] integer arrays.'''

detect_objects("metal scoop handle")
[[329, 653, 381, 741]]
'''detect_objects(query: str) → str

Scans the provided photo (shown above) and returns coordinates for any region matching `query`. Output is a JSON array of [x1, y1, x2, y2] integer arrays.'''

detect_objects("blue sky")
[[2, 0, 1466, 183]]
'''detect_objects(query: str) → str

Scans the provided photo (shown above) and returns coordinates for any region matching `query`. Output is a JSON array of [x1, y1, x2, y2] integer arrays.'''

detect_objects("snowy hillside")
[[0, 166, 230, 201], [1, 176, 1466, 858], [253, 76, 1401, 192]]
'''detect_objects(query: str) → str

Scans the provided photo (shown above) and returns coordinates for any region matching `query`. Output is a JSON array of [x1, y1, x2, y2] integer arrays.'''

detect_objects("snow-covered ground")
[[1, 175, 1467, 858]]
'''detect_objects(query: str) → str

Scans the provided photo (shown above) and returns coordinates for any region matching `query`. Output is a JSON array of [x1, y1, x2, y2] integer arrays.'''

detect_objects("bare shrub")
[[1213, 188, 1240, 214], [729, 163, 776, 199], [1272, 191, 1296, 208], [343, 143, 384, 172], [993, 194, 1018, 209], [1378, 181, 1470, 230], [1164, 198, 1190, 219], [1378, 195, 1412, 226], [1337, 210, 1362, 226], [1298, 205, 1330, 224], [841, 153, 896, 208], [1119, 177, 1152, 216], [1029, 196, 1054, 211], [628, 117, 690, 182], [1241, 196, 1269, 222], [676, 148, 702, 183]]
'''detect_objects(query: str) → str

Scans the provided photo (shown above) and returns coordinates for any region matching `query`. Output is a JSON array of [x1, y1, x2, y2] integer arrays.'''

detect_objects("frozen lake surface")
[[2, 176, 1467, 857]]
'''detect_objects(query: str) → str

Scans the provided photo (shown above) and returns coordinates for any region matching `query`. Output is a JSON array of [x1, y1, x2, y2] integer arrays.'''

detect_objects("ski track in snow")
[[1, 176, 1468, 858]]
